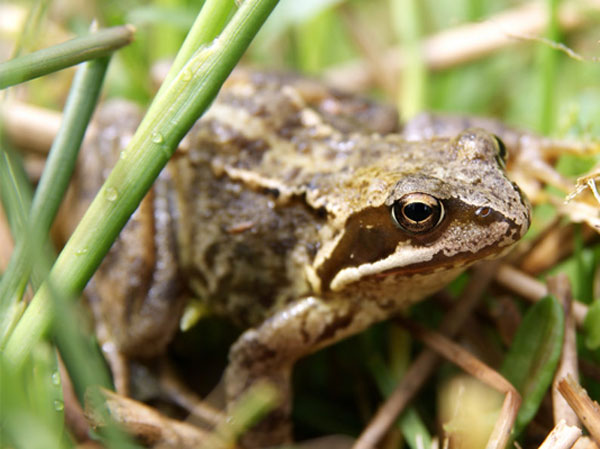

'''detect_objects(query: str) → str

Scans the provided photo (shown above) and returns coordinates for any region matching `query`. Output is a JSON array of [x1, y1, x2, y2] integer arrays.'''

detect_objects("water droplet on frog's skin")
[[75, 247, 89, 256], [151, 132, 164, 144], [51, 371, 61, 386], [119, 150, 127, 160], [105, 186, 118, 202], [54, 400, 64, 412]]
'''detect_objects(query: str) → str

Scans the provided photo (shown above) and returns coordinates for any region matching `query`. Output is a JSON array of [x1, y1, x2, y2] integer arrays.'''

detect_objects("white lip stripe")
[[329, 246, 439, 291]]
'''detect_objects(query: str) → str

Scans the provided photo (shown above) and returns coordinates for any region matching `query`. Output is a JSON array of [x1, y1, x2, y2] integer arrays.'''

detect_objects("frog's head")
[[310, 128, 530, 294]]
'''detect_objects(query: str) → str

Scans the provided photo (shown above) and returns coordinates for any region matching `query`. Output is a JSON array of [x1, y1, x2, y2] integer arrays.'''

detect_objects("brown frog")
[[72, 70, 530, 447]]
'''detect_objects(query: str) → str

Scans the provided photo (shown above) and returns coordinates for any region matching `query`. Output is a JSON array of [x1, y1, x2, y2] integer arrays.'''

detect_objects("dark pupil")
[[403, 202, 432, 222]]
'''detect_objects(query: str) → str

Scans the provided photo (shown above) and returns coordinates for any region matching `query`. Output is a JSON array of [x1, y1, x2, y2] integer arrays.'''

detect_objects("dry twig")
[[548, 275, 580, 428], [1, 101, 68, 154], [538, 420, 582, 449], [325, 0, 598, 92], [352, 261, 500, 449], [495, 264, 588, 326], [558, 376, 600, 445], [572, 436, 600, 449], [402, 320, 521, 449]]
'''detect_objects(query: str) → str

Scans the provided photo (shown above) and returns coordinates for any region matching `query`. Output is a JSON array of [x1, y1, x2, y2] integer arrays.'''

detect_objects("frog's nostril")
[[475, 206, 491, 218]]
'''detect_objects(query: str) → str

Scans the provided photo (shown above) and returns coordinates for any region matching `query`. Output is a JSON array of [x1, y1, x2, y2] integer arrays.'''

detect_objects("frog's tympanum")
[[75, 71, 530, 447]]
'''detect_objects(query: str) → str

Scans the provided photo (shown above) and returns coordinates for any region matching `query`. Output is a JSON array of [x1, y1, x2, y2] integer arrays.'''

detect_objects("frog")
[[70, 69, 530, 447]]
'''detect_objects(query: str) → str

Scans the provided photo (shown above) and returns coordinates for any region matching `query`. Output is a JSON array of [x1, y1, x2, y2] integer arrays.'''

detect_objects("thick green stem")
[[3, 0, 279, 370], [159, 0, 236, 90]]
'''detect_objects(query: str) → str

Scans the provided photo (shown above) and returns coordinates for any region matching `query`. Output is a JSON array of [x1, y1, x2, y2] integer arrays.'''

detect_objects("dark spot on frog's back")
[[205, 119, 270, 165], [269, 236, 297, 256], [233, 137, 270, 168], [262, 187, 280, 199], [277, 115, 303, 139]]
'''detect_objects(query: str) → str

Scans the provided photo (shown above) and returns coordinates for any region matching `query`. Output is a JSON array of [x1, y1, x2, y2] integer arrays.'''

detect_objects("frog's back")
[[168, 70, 405, 326]]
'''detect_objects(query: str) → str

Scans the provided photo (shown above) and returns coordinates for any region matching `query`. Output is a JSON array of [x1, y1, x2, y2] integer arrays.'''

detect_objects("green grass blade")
[[0, 148, 32, 235], [0, 25, 134, 89], [11, 0, 50, 58], [537, 0, 560, 133], [0, 344, 67, 449], [31, 57, 110, 245], [0, 147, 34, 344], [583, 299, 600, 350], [500, 295, 564, 436], [0, 74, 138, 449], [362, 329, 433, 449], [0, 56, 110, 324], [3, 0, 280, 371], [390, 0, 427, 117]]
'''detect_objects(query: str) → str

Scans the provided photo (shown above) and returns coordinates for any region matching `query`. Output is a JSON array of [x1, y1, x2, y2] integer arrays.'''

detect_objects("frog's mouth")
[[375, 239, 517, 278]]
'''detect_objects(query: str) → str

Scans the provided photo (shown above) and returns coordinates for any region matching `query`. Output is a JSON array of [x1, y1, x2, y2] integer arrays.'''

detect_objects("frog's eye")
[[391, 193, 444, 234], [493, 135, 507, 166]]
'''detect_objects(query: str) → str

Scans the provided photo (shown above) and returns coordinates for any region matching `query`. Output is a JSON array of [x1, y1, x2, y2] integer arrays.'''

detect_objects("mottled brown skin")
[[74, 70, 530, 447]]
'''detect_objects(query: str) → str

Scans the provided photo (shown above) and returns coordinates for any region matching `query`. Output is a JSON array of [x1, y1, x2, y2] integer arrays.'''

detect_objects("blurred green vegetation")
[[2, 0, 600, 448], [21, 0, 600, 138]]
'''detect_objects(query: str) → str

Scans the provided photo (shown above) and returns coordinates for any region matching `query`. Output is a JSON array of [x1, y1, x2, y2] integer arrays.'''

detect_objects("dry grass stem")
[[557, 375, 600, 445], [519, 223, 597, 275], [557, 197, 600, 232], [538, 420, 582, 449], [402, 320, 521, 449], [488, 295, 523, 346], [87, 388, 211, 449], [338, 5, 396, 95], [496, 263, 548, 300], [548, 275, 581, 427], [495, 264, 588, 326], [572, 436, 600, 449], [353, 350, 439, 449], [352, 262, 500, 449], [1, 101, 68, 154], [324, 0, 597, 91]]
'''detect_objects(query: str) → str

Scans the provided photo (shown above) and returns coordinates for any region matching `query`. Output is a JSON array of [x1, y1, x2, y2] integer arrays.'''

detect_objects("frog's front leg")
[[226, 295, 387, 448]]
